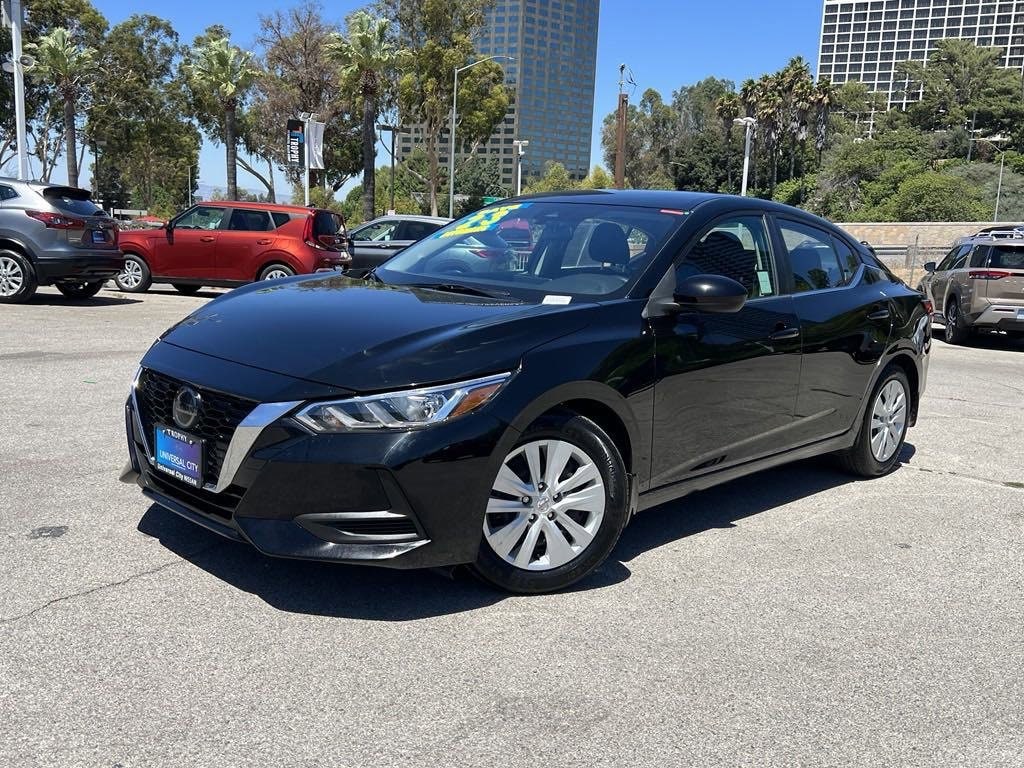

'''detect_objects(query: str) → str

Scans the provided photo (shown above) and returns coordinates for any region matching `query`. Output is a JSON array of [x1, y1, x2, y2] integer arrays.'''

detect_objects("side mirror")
[[923, 261, 936, 273], [674, 274, 748, 313], [165, 222, 174, 243]]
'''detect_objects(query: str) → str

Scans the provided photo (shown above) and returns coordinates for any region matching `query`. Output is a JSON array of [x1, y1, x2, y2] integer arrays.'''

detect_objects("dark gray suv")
[[0, 177, 123, 303]]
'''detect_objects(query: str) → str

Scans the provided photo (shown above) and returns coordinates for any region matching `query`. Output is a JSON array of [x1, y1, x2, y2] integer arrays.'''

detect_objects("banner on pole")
[[287, 119, 305, 167], [307, 120, 326, 170]]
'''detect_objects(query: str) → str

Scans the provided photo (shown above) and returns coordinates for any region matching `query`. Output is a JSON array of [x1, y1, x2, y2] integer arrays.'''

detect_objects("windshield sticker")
[[542, 295, 572, 305], [437, 203, 532, 238]]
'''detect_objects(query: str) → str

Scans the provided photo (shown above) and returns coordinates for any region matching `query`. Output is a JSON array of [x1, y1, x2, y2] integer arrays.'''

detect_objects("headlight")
[[294, 372, 512, 432]]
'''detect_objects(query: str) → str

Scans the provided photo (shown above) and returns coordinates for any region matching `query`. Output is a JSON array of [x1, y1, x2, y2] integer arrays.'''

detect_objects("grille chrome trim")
[[131, 367, 299, 494]]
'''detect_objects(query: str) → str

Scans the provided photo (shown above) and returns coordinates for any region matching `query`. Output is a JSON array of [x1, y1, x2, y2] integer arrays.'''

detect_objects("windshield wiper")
[[406, 282, 515, 299]]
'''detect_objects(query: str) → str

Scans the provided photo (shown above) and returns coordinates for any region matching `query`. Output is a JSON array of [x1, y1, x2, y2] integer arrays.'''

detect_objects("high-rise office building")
[[818, 1, 1024, 108], [398, 0, 600, 193]]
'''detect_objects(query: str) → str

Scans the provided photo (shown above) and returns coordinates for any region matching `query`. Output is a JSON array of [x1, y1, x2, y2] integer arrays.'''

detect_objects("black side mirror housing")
[[346, 236, 355, 257], [923, 261, 936, 273], [673, 274, 748, 313]]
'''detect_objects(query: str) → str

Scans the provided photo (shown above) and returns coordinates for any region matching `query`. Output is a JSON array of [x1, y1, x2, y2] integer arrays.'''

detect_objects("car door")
[[350, 219, 401, 269], [649, 213, 803, 489], [924, 244, 970, 313], [774, 217, 892, 443], [153, 205, 226, 278], [216, 208, 277, 281]]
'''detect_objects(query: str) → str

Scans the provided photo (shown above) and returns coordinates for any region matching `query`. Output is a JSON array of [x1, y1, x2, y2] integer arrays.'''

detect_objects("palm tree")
[[27, 28, 96, 188], [780, 57, 814, 181], [812, 78, 837, 164], [185, 37, 257, 200], [328, 12, 406, 222]]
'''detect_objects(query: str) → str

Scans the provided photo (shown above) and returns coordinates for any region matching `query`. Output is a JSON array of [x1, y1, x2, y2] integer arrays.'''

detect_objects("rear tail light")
[[25, 210, 85, 229], [922, 298, 933, 315], [968, 270, 1013, 280]]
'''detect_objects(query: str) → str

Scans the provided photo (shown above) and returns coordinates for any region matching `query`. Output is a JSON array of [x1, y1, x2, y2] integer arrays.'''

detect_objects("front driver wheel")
[[56, 281, 104, 299], [944, 297, 970, 345], [471, 410, 629, 594], [837, 364, 911, 477]]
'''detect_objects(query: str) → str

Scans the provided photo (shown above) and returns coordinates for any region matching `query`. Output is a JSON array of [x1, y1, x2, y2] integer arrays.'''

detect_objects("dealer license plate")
[[154, 425, 203, 488], [1017, 308, 1024, 320], [91, 230, 108, 243]]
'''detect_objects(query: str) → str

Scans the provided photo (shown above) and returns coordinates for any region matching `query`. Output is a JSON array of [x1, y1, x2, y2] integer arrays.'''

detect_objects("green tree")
[[328, 10, 407, 222], [523, 161, 576, 194], [385, 0, 511, 216], [579, 166, 614, 189], [877, 172, 990, 221], [185, 35, 258, 200], [252, 5, 363, 200], [26, 28, 97, 187]]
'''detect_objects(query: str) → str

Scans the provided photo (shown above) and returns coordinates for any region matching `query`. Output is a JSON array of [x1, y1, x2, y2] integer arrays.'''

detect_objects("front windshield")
[[377, 201, 687, 300]]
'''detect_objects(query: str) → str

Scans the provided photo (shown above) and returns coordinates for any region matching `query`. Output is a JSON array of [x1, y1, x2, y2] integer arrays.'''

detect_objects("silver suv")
[[918, 232, 1024, 344], [0, 177, 123, 303]]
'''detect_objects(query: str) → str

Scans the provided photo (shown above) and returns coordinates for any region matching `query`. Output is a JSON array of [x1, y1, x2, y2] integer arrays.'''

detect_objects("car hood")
[[159, 274, 590, 392]]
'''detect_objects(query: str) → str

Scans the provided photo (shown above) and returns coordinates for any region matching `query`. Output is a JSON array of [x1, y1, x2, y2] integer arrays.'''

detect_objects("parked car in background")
[[122, 191, 931, 594], [0, 177, 122, 303], [954, 224, 1024, 245], [918, 235, 1024, 343], [347, 214, 450, 273], [114, 201, 351, 294]]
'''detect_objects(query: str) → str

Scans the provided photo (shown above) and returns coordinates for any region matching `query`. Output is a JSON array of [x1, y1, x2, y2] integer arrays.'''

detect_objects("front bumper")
[[124, 369, 516, 569], [35, 251, 125, 284]]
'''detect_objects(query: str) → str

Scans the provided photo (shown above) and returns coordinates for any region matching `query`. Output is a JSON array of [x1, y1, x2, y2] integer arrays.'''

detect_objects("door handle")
[[199, 236, 215, 243], [867, 308, 891, 321], [768, 327, 800, 341], [256, 239, 272, 245]]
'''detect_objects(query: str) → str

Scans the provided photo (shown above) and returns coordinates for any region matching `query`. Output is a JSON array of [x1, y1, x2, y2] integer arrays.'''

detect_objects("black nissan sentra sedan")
[[121, 190, 931, 593]]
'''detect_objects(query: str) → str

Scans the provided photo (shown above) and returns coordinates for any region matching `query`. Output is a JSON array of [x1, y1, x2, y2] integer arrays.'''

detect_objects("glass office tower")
[[399, 0, 600, 192], [818, 0, 1024, 108]]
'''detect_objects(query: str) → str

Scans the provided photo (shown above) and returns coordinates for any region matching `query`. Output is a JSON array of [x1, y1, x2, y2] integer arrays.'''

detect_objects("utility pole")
[[614, 64, 628, 190], [4, 0, 31, 180]]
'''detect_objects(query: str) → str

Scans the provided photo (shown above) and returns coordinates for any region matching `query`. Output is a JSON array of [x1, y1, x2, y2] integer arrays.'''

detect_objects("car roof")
[[200, 200, 323, 215], [360, 214, 451, 224]]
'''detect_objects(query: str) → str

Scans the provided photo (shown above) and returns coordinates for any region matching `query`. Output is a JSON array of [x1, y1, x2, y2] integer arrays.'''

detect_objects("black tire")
[[55, 281, 104, 299], [259, 263, 295, 281], [836, 364, 911, 478], [470, 409, 630, 594], [114, 254, 152, 293], [943, 296, 970, 345], [0, 248, 38, 304], [172, 284, 202, 295]]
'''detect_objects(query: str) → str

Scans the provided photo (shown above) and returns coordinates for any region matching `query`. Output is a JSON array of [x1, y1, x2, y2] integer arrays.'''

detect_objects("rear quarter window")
[[988, 246, 1024, 268], [271, 212, 292, 229]]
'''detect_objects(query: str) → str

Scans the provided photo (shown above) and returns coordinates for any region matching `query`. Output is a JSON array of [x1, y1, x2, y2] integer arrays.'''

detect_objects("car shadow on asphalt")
[[25, 294, 143, 306], [137, 444, 915, 620]]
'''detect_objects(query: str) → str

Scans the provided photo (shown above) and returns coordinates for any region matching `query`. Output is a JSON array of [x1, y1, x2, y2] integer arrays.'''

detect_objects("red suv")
[[114, 202, 351, 294]]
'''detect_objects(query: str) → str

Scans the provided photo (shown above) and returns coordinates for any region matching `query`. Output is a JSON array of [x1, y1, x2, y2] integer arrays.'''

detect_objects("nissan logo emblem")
[[172, 386, 202, 430]]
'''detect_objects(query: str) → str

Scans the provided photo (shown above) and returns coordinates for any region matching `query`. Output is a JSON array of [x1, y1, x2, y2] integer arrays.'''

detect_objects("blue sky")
[[54, 0, 822, 198]]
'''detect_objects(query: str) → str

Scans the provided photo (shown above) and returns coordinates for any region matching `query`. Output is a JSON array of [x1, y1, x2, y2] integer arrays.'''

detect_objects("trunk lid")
[[40, 186, 118, 250]]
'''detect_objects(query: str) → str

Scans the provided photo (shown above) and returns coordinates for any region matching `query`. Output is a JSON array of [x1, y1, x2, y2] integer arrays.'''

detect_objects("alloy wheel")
[[263, 268, 291, 281], [870, 379, 907, 463], [0, 255, 24, 297], [483, 439, 606, 571], [119, 259, 143, 289]]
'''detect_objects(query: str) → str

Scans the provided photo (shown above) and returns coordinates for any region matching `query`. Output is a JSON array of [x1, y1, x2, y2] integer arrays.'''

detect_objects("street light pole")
[[7, 0, 30, 179], [448, 55, 514, 218], [969, 134, 1008, 222], [733, 117, 756, 197], [512, 139, 529, 196], [378, 123, 405, 213]]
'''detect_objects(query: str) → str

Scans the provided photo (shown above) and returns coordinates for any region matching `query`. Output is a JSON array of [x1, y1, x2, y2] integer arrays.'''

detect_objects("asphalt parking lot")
[[2, 285, 1022, 767]]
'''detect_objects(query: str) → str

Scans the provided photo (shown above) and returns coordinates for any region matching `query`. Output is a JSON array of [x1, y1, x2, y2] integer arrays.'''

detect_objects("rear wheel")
[[114, 254, 152, 293], [172, 284, 202, 295], [471, 410, 630, 594], [259, 264, 294, 281], [837, 365, 911, 477], [0, 249, 38, 304], [55, 281, 104, 299], [944, 297, 970, 345]]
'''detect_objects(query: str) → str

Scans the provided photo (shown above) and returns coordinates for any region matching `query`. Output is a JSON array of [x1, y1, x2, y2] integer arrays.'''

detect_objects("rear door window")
[[396, 220, 441, 241], [778, 219, 857, 291], [227, 209, 273, 231]]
